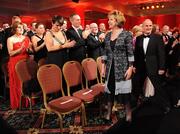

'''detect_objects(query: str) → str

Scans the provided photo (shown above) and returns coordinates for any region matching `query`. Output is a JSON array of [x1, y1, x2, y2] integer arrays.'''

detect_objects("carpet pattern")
[[0, 99, 125, 134]]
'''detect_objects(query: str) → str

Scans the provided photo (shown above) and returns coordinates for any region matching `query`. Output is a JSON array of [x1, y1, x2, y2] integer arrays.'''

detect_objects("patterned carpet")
[[0, 98, 125, 134]]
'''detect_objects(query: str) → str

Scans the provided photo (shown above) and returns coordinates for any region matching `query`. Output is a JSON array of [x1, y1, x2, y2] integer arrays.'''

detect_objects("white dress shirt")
[[72, 25, 81, 38], [143, 37, 150, 54]]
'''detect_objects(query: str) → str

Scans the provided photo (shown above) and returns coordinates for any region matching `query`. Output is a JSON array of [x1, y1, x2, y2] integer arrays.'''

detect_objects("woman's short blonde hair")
[[108, 10, 126, 28], [132, 25, 142, 33]]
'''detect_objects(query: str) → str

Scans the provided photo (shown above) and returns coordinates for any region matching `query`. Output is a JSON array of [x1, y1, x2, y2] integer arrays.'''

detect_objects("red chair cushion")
[[48, 96, 82, 113], [90, 83, 105, 96], [73, 88, 94, 103]]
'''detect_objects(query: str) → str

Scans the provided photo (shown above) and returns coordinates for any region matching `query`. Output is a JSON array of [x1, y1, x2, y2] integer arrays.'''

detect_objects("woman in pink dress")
[[7, 22, 33, 109]]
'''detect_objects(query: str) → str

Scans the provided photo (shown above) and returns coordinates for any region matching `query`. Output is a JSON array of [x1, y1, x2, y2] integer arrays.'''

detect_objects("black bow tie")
[[143, 34, 150, 38]]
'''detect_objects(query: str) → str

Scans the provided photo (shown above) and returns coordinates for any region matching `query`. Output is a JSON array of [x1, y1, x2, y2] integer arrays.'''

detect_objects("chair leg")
[[41, 109, 47, 128], [57, 113, 63, 134], [28, 97, 33, 116], [81, 103, 87, 126], [86, 80, 88, 89], [19, 96, 22, 110]]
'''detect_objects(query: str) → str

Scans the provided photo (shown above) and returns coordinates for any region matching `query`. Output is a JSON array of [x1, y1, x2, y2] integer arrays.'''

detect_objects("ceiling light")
[[151, 5, 155, 9], [156, 5, 160, 8]]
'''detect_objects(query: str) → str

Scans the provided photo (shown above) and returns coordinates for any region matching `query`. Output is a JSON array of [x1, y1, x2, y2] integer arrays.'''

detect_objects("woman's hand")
[[19, 43, 25, 53], [124, 66, 133, 80], [64, 40, 76, 48], [26, 43, 34, 54], [99, 33, 105, 42]]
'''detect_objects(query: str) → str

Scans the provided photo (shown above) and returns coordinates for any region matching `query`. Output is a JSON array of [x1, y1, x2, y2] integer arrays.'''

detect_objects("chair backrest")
[[15, 59, 33, 83], [63, 61, 83, 96], [96, 56, 106, 83], [37, 64, 64, 95], [81, 58, 99, 87], [26, 58, 39, 78]]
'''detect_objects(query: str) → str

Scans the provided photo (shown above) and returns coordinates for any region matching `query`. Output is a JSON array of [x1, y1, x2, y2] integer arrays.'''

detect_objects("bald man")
[[86, 23, 105, 60], [133, 19, 170, 114]]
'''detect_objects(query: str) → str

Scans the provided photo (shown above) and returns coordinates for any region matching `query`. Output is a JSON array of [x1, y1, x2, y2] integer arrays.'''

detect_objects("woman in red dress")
[[7, 22, 32, 109]]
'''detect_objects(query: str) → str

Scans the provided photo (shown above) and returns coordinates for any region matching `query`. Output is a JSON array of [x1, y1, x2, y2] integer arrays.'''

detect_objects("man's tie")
[[77, 28, 82, 38]]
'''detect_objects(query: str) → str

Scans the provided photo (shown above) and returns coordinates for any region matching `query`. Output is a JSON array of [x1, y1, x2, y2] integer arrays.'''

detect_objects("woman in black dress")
[[31, 23, 47, 66], [44, 15, 76, 69]]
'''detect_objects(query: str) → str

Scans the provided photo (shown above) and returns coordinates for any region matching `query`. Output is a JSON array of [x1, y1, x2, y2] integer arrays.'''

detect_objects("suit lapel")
[[71, 27, 81, 39], [90, 34, 99, 42], [140, 36, 144, 50], [145, 34, 153, 56]]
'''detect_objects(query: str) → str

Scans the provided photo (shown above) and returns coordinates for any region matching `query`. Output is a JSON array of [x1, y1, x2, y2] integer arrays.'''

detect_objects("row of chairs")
[[15, 57, 106, 133]]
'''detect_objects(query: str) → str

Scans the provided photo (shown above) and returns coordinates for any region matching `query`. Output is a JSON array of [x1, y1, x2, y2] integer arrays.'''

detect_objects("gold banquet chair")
[[15, 58, 41, 112], [37, 64, 86, 133], [63, 61, 95, 103], [81, 58, 105, 96], [96, 56, 106, 84]]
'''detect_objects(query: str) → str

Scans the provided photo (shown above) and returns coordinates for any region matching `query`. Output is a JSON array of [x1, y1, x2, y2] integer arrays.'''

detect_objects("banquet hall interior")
[[0, 0, 180, 134]]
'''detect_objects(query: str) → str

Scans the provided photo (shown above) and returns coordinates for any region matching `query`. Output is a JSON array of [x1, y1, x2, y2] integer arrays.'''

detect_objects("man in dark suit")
[[86, 23, 105, 60], [66, 14, 86, 62], [133, 19, 170, 113], [26, 22, 37, 40]]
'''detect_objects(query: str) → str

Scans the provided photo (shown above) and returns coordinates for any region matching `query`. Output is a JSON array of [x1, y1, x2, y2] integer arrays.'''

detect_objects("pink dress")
[[8, 37, 30, 109]]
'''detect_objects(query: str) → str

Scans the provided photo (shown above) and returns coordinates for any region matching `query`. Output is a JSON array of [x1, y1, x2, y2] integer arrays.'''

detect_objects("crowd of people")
[[0, 9, 179, 126]]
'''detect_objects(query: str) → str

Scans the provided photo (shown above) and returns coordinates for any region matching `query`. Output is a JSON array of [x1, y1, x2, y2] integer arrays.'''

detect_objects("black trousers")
[[133, 72, 170, 109], [148, 75, 170, 109]]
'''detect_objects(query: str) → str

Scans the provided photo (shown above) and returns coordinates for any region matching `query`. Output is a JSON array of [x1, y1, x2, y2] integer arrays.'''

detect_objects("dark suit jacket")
[[1, 27, 13, 57], [66, 27, 86, 62], [167, 43, 180, 75], [134, 34, 166, 76], [86, 33, 104, 60], [27, 30, 35, 40]]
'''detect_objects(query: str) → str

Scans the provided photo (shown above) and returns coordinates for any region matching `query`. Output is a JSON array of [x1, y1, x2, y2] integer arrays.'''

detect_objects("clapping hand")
[[65, 40, 76, 48], [99, 33, 105, 42]]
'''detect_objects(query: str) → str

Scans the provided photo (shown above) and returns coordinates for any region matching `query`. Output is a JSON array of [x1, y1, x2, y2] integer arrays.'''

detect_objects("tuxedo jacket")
[[86, 33, 104, 60], [167, 43, 180, 75], [66, 27, 86, 62], [134, 34, 166, 76], [27, 30, 35, 40], [1, 27, 13, 57]]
